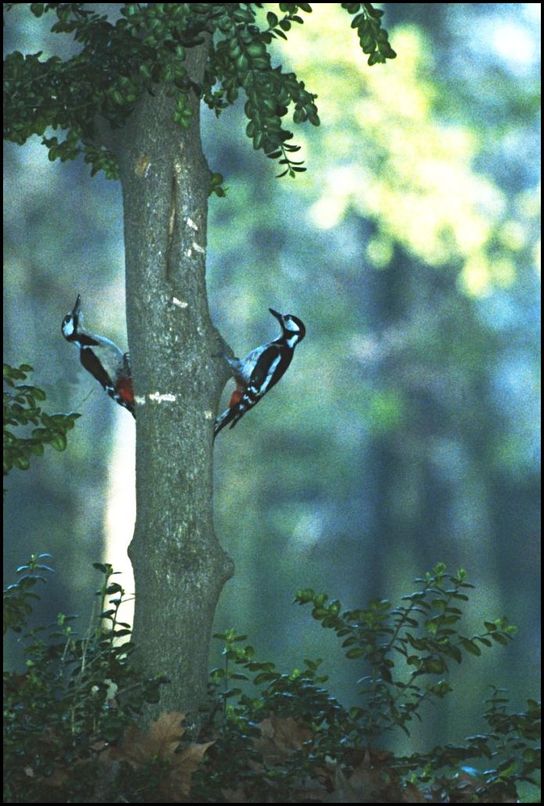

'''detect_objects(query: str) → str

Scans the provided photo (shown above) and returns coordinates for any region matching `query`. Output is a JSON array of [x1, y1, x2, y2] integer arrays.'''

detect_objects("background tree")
[[3, 3, 396, 715]]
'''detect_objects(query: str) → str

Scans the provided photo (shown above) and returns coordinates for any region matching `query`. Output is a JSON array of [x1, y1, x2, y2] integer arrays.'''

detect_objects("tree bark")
[[105, 39, 234, 716]]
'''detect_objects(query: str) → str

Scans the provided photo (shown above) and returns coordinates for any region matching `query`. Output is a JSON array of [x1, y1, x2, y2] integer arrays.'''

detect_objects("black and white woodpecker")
[[61, 294, 135, 417], [214, 308, 306, 439]]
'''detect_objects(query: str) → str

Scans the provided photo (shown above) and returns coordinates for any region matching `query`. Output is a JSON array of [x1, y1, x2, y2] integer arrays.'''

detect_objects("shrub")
[[3, 560, 541, 802]]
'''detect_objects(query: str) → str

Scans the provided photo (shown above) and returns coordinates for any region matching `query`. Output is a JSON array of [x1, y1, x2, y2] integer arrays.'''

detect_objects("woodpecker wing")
[[225, 343, 270, 386], [79, 346, 115, 392], [245, 343, 291, 402], [74, 332, 101, 348]]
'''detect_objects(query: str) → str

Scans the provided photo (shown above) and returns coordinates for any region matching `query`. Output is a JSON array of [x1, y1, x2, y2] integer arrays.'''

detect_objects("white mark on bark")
[[134, 395, 146, 405], [172, 297, 189, 308], [192, 241, 205, 254], [187, 218, 198, 231], [148, 392, 177, 403], [168, 201, 176, 238], [204, 410, 214, 420]]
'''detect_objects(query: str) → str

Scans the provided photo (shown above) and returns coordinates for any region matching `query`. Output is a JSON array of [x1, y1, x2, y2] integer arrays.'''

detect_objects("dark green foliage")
[[400, 688, 541, 802], [294, 563, 517, 736], [3, 560, 168, 804], [3, 560, 540, 802], [198, 564, 539, 801], [3, 363, 80, 476], [209, 170, 227, 197], [341, 2, 397, 65], [3, 3, 394, 179], [201, 3, 319, 177], [3, 553, 54, 635]]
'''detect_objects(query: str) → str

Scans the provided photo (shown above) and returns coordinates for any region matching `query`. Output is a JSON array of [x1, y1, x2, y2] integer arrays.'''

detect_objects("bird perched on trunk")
[[214, 308, 305, 439], [62, 294, 134, 417]]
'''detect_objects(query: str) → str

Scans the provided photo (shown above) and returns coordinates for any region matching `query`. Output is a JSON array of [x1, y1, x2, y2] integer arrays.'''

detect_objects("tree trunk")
[[106, 39, 234, 716]]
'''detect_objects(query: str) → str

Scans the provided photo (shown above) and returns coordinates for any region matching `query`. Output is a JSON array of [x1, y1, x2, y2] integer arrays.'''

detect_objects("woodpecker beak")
[[67, 294, 82, 331], [269, 308, 284, 324], [72, 294, 82, 317]]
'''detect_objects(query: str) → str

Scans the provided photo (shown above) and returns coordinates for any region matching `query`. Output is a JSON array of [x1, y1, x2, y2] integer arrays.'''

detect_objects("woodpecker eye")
[[62, 313, 77, 337], [283, 315, 301, 333]]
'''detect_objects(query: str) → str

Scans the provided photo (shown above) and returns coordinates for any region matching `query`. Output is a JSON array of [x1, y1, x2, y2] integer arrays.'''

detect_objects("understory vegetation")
[[3, 557, 540, 803]]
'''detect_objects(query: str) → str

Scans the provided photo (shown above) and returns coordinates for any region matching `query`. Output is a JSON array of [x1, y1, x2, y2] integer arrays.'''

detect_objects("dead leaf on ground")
[[162, 739, 215, 801], [108, 711, 213, 802], [112, 710, 186, 766], [324, 749, 403, 803], [255, 715, 313, 763]]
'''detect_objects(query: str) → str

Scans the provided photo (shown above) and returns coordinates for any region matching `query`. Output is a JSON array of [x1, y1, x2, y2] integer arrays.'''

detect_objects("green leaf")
[[345, 646, 366, 659], [93, 563, 110, 573], [490, 632, 510, 645], [460, 638, 481, 656], [253, 671, 279, 684], [13, 455, 30, 470], [474, 636, 492, 647], [50, 432, 67, 452], [446, 644, 463, 663]]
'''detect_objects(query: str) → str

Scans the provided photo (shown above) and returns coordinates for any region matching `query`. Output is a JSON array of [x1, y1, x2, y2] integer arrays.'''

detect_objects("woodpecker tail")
[[213, 405, 239, 440], [214, 395, 255, 439], [213, 386, 246, 440]]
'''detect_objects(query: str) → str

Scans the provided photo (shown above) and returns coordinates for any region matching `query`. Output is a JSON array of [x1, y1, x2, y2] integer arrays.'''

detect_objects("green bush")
[[3, 363, 80, 477], [3, 558, 167, 803], [3, 560, 540, 802]]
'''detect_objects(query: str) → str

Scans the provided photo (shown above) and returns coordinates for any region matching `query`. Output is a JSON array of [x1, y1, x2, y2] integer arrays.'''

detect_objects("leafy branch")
[[3, 363, 80, 476], [294, 563, 517, 737], [341, 2, 397, 65], [4, 3, 396, 179]]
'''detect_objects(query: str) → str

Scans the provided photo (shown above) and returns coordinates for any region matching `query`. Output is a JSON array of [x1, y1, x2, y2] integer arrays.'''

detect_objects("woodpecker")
[[214, 308, 306, 439], [61, 294, 135, 417]]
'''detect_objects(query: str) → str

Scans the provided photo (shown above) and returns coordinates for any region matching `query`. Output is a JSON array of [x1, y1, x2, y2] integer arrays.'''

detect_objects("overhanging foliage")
[[3, 3, 396, 179]]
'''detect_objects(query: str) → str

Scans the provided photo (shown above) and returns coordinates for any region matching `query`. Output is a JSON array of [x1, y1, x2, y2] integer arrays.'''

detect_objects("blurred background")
[[4, 3, 540, 760]]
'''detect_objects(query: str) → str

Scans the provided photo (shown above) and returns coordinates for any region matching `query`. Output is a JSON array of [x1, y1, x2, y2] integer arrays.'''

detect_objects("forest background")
[[3, 1, 540, 761]]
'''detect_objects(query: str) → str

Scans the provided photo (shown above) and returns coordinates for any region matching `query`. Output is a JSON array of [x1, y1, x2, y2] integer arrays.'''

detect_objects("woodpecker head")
[[269, 308, 306, 346], [62, 294, 82, 340]]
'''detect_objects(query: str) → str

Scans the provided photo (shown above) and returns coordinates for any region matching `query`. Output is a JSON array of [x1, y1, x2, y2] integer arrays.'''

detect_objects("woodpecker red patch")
[[116, 376, 134, 405], [228, 387, 244, 408]]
